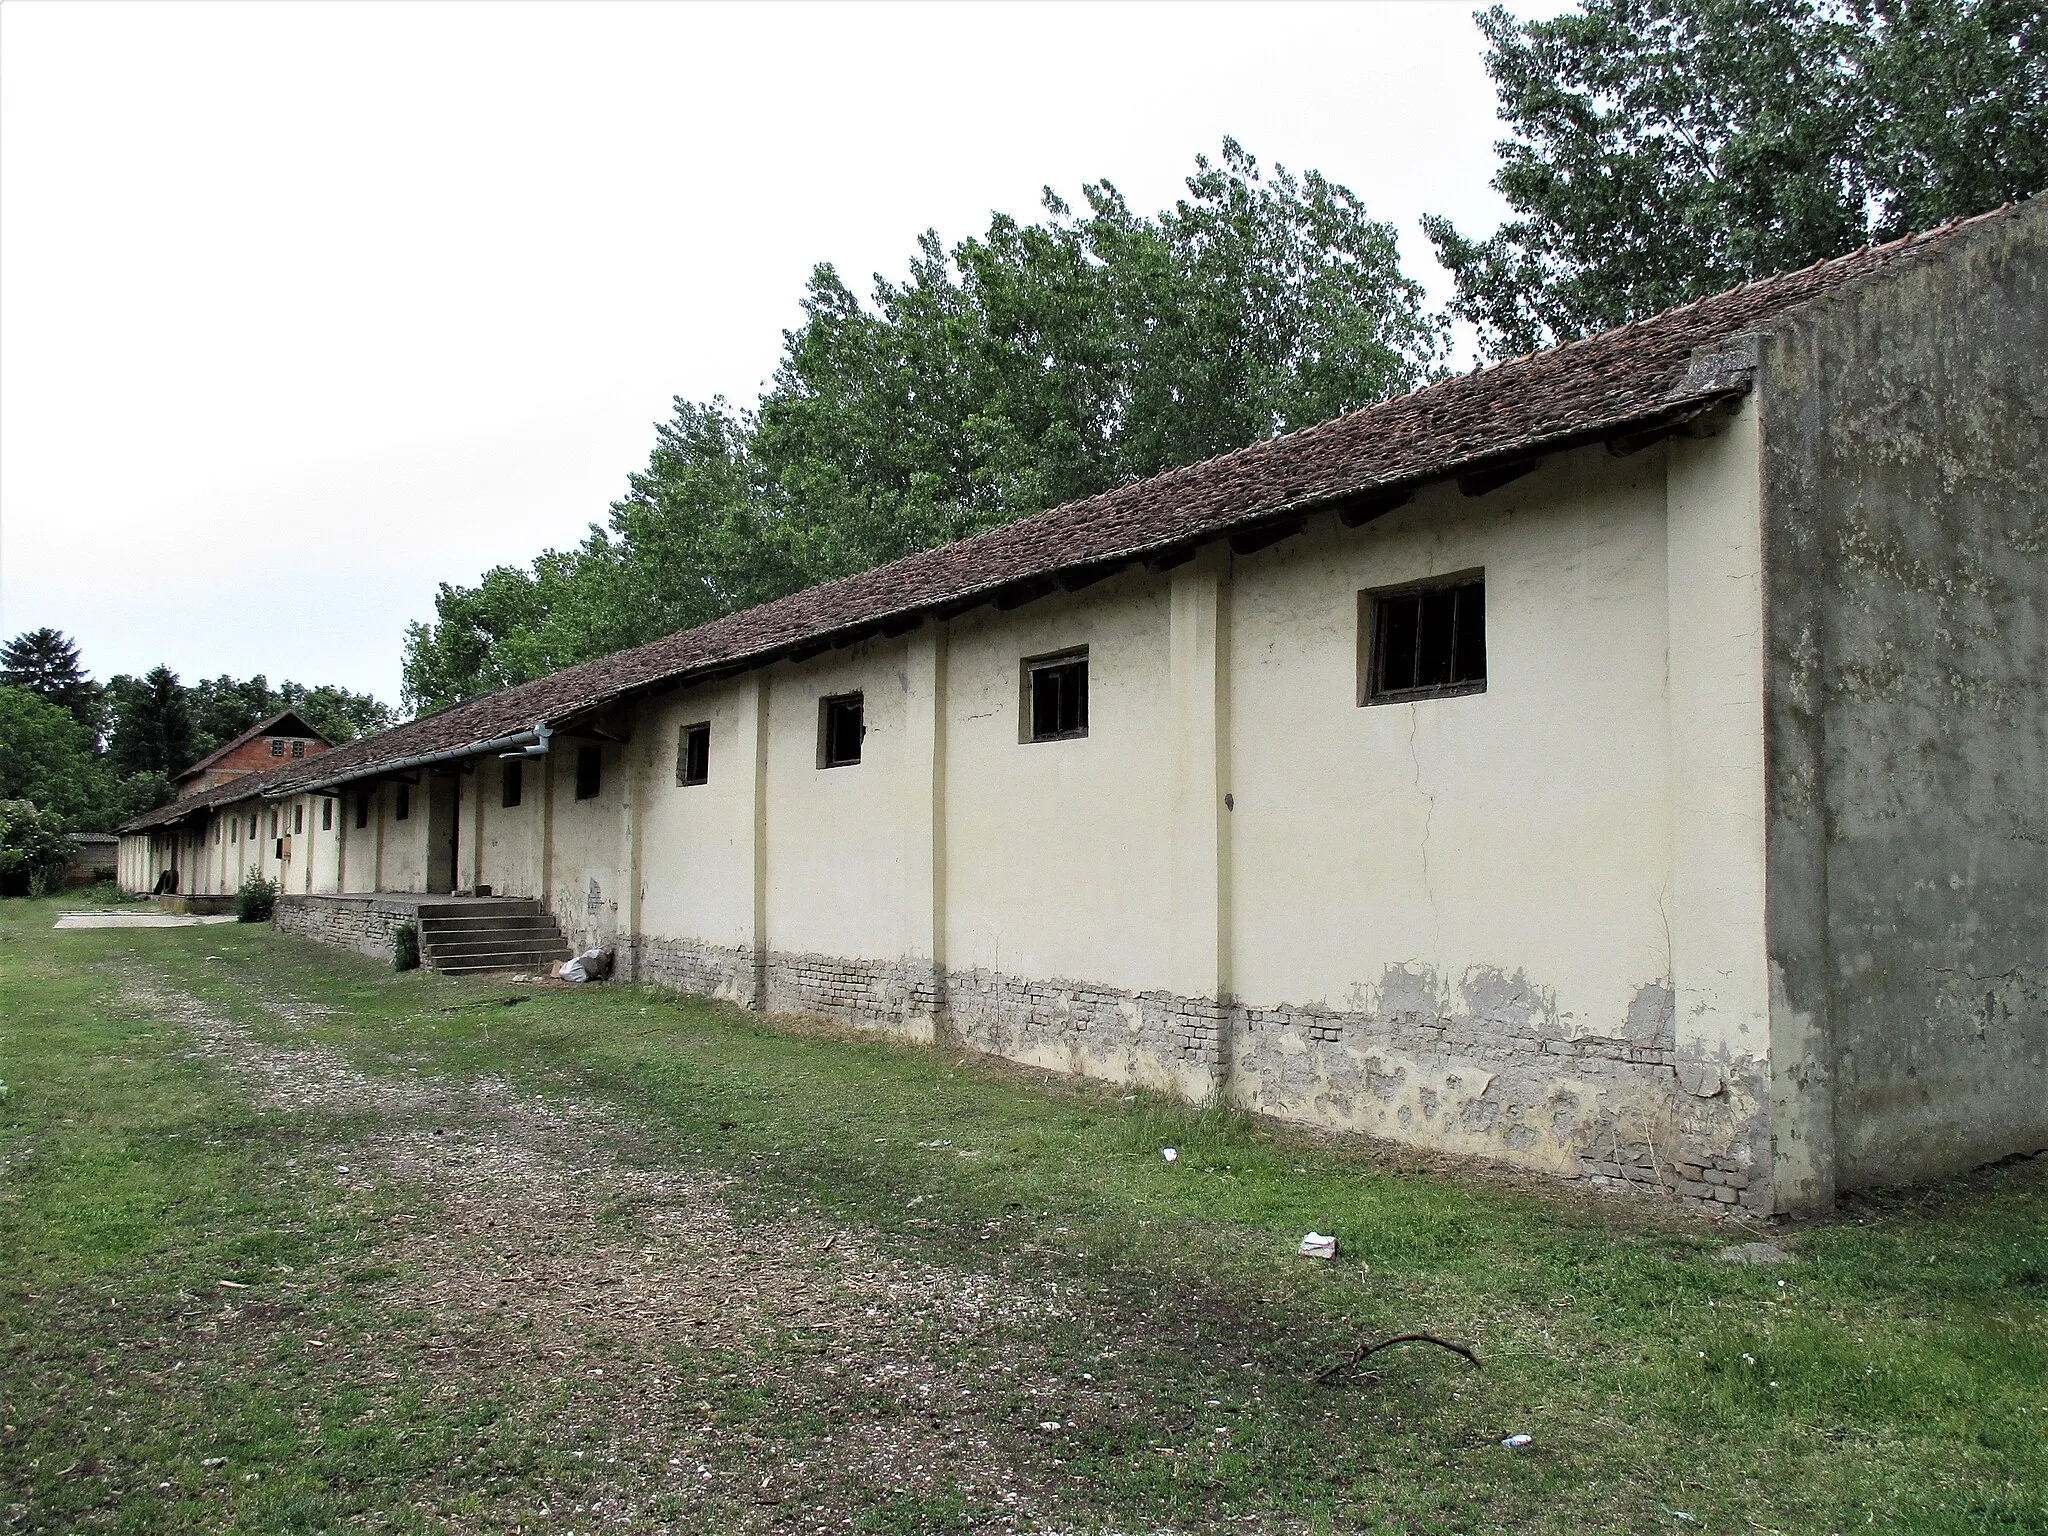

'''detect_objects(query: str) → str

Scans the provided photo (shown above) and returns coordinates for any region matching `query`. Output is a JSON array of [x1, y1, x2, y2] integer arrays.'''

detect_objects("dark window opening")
[[1024, 650, 1089, 742], [268, 810, 278, 836], [819, 694, 864, 768], [1366, 576, 1486, 703], [502, 757, 523, 808], [355, 793, 369, 829], [575, 745, 602, 800], [678, 721, 710, 786], [248, 815, 257, 840], [321, 798, 333, 831], [269, 739, 285, 757], [395, 784, 411, 821], [293, 804, 303, 835]]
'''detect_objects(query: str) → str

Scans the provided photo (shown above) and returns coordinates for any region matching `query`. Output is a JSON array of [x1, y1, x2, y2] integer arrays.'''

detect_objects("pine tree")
[[107, 666, 196, 778], [0, 628, 102, 738]]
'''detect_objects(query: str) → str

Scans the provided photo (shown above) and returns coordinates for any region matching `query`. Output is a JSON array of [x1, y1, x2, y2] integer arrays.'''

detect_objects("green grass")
[[1, 893, 2043, 1534]]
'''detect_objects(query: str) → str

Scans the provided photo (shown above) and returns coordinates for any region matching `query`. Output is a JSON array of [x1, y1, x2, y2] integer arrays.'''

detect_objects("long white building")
[[122, 201, 2047, 1216]]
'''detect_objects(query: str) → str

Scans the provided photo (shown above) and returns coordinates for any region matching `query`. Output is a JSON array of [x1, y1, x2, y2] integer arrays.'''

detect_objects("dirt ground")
[[118, 974, 1121, 1534]]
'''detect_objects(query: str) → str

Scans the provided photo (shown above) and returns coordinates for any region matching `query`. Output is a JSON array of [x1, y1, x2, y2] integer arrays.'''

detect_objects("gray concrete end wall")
[[1761, 199, 2048, 1199]]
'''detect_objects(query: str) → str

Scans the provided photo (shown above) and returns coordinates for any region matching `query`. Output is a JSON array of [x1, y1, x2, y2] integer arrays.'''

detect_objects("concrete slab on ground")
[[54, 912, 240, 929]]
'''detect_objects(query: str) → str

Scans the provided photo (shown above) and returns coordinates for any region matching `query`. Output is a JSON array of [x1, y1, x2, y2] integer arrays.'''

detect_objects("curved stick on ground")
[[1312, 1332, 1481, 1384]]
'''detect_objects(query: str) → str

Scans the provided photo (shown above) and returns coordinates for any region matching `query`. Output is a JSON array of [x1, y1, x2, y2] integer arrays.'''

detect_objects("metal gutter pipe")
[[277, 726, 547, 797]]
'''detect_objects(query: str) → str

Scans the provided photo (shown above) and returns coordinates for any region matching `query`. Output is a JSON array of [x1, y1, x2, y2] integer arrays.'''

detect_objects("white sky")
[[1, 0, 1551, 708]]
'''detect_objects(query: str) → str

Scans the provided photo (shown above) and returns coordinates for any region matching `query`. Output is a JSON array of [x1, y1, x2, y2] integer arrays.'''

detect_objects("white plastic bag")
[[1297, 1231, 1338, 1260], [558, 947, 613, 983]]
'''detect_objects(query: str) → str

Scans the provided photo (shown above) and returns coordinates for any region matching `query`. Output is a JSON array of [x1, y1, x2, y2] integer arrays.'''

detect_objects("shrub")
[[0, 800, 71, 898], [234, 873, 278, 923], [392, 922, 420, 972]]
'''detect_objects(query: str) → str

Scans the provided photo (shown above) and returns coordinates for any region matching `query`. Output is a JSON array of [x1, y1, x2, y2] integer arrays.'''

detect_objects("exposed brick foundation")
[[277, 896, 1767, 1211], [719, 949, 1770, 1213], [628, 934, 759, 1009], [274, 894, 415, 961]]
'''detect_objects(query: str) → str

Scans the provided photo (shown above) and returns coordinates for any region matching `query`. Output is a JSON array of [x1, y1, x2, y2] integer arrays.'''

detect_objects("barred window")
[[1364, 575, 1486, 704]]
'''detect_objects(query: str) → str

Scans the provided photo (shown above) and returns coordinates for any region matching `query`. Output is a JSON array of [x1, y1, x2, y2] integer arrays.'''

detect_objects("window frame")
[[1020, 647, 1090, 743], [677, 721, 711, 787], [574, 745, 602, 801], [321, 798, 333, 831], [1359, 570, 1488, 706], [817, 693, 865, 769]]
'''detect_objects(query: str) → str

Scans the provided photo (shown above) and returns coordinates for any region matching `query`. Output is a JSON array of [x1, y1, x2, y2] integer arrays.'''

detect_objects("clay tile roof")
[[118, 203, 2024, 834], [122, 757, 313, 831]]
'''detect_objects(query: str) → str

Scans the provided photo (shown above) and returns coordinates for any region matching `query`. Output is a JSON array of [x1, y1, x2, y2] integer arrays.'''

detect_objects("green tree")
[[1425, 0, 2048, 358], [183, 673, 396, 750], [1, 628, 103, 739], [0, 686, 105, 825], [279, 682, 398, 744], [0, 799, 75, 898], [106, 666, 196, 779], [404, 142, 1444, 709]]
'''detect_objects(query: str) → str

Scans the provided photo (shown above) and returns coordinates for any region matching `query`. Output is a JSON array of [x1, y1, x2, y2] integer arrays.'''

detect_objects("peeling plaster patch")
[[1460, 966, 1558, 1036], [1677, 1056, 1727, 1098], [1376, 963, 1446, 1021], [1626, 983, 1677, 1046]]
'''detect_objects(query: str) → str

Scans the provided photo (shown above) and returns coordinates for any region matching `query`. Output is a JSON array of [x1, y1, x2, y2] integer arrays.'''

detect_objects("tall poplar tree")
[[1425, 0, 2048, 358]]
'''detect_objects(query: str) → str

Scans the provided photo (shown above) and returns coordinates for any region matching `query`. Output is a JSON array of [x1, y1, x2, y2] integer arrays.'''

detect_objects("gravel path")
[[118, 973, 1107, 1534]]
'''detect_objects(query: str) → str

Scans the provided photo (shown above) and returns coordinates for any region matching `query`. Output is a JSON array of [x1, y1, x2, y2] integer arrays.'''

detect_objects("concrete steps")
[[417, 900, 570, 976]]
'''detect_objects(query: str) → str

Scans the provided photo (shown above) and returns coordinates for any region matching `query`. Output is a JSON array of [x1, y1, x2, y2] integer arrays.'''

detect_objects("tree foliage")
[[1426, 0, 2048, 357], [0, 799, 75, 898], [0, 628, 398, 831], [0, 687, 104, 825], [106, 667, 196, 780], [403, 142, 1444, 710], [1, 627, 103, 739]]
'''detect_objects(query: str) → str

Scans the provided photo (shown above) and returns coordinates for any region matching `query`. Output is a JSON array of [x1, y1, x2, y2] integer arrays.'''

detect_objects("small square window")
[[575, 745, 602, 800], [678, 721, 710, 787], [503, 757, 523, 808], [270, 739, 285, 757], [1363, 574, 1486, 704], [321, 798, 333, 831], [355, 793, 369, 830], [395, 784, 411, 821], [291, 740, 305, 758], [818, 694, 864, 769], [1022, 649, 1089, 742]]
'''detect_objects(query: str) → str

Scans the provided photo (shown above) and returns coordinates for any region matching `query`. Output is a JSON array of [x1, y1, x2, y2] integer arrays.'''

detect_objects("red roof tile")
[[121, 205, 2022, 833]]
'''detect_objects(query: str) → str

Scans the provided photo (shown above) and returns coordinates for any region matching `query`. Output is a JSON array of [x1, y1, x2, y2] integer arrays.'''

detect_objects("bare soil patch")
[[119, 975, 1098, 1533]]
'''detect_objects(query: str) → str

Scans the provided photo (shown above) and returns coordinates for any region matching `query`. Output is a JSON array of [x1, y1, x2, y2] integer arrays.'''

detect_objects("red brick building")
[[173, 710, 333, 798]]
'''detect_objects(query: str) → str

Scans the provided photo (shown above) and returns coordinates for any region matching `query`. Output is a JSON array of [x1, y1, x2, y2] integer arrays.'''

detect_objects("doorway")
[[425, 771, 459, 893]]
